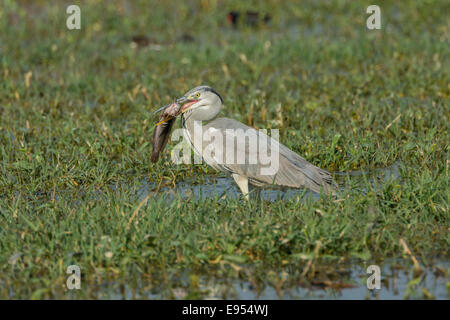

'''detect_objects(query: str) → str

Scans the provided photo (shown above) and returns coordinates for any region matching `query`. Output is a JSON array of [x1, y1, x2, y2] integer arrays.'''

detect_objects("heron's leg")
[[232, 173, 249, 201]]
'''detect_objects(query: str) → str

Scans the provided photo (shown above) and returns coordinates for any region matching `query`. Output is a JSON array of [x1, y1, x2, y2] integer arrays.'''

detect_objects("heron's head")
[[176, 86, 223, 121]]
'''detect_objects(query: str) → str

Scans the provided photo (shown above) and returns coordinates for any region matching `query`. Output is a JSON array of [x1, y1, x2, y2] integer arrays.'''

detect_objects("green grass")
[[0, 0, 448, 299]]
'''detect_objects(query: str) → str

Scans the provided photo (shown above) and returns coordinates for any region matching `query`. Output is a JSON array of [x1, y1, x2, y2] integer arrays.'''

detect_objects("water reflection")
[[74, 260, 448, 300]]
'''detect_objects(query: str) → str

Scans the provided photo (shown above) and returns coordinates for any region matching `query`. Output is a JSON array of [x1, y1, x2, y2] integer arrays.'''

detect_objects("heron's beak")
[[177, 96, 198, 113]]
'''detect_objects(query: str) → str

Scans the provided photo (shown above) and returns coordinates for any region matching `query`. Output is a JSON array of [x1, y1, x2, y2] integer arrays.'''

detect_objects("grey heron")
[[152, 85, 337, 199]]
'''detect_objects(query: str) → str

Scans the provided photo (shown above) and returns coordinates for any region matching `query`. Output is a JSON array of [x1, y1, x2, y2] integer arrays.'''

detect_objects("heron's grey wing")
[[203, 118, 336, 195]]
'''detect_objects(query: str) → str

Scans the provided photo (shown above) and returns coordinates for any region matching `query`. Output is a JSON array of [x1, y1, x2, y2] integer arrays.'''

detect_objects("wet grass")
[[0, 0, 448, 299]]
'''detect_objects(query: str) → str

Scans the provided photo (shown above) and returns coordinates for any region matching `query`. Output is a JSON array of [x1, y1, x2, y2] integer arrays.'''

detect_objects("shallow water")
[[138, 160, 403, 202], [80, 259, 448, 300], [1, 161, 403, 208], [142, 176, 318, 202], [229, 262, 448, 300]]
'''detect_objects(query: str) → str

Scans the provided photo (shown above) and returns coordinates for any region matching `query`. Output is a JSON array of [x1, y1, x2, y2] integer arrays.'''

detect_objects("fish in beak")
[[150, 96, 198, 163], [151, 100, 179, 163], [152, 96, 198, 125], [155, 101, 181, 126]]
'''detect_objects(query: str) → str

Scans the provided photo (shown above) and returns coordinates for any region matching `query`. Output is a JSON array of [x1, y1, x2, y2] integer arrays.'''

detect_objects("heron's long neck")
[[181, 113, 217, 138], [181, 114, 206, 161], [181, 114, 199, 136], [181, 102, 221, 142]]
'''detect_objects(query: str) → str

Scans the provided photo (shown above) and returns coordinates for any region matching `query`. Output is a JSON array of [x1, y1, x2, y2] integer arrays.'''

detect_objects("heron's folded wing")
[[203, 118, 336, 194]]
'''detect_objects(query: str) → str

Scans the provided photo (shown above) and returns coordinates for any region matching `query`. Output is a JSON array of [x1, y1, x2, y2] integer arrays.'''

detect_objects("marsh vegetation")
[[0, 0, 448, 299]]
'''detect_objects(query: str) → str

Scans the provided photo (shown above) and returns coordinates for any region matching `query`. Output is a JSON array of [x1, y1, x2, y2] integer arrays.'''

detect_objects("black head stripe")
[[204, 87, 223, 103], [185, 86, 223, 103]]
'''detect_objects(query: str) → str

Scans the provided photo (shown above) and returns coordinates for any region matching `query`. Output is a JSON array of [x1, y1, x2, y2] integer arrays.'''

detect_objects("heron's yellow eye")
[[194, 92, 200, 98]]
